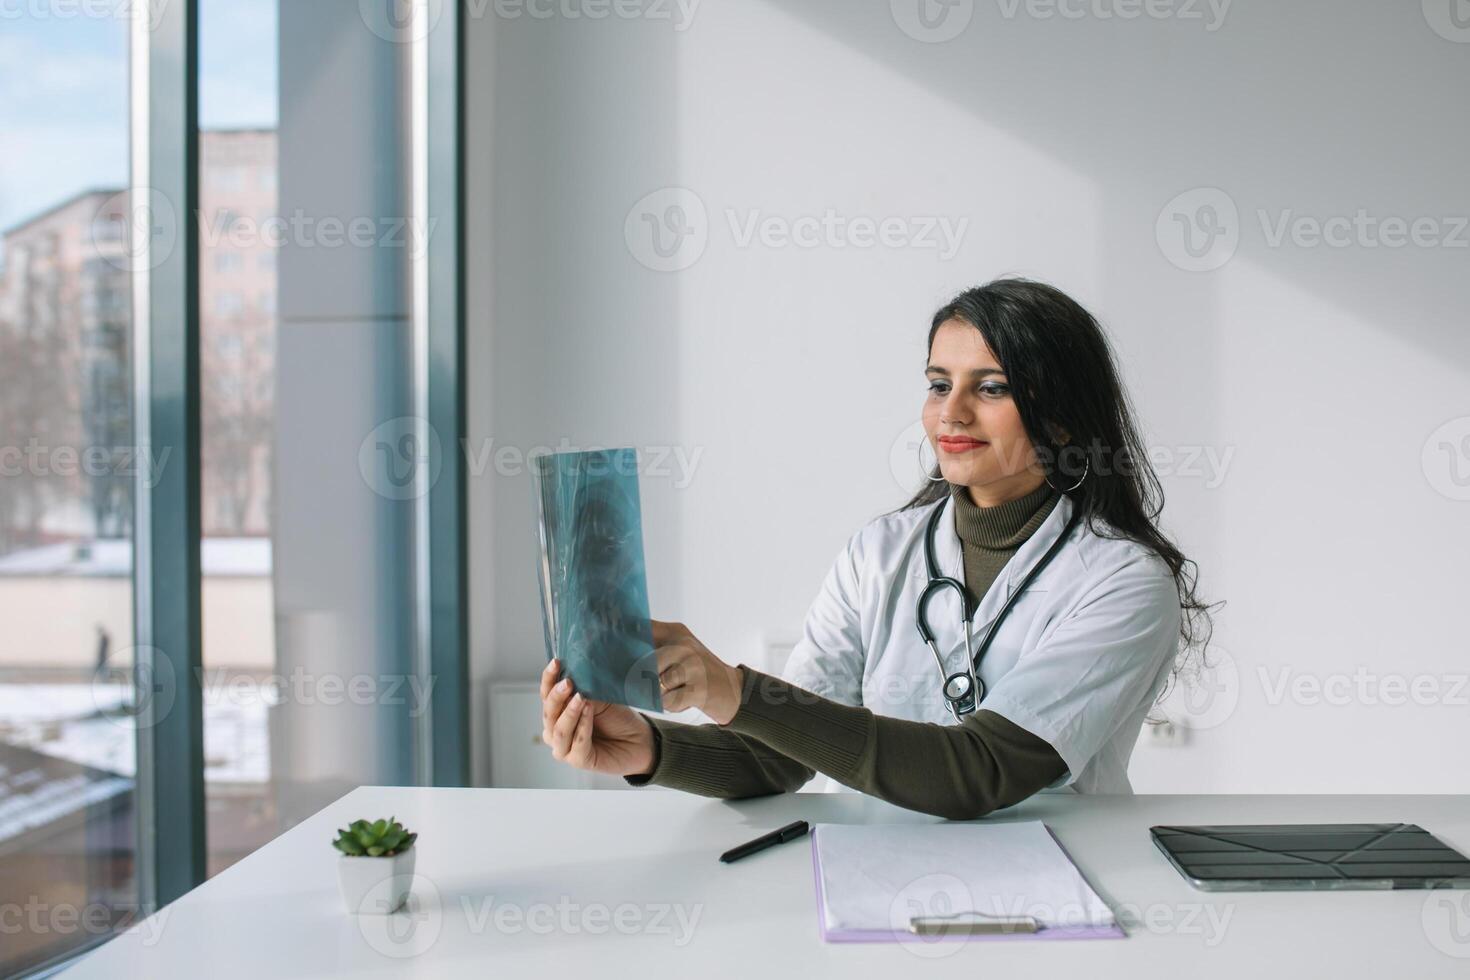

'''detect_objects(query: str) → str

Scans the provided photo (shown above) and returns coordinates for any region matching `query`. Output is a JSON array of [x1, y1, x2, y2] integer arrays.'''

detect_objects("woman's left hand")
[[652, 619, 744, 725]]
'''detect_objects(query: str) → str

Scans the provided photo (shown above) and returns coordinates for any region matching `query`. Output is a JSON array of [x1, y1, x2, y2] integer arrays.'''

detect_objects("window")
[[4, 4, 466, 968], [0, 13, 137, 977]]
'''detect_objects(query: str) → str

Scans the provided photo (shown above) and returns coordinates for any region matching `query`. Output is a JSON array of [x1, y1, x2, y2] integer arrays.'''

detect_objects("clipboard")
[[809, 821, 1124, 943]]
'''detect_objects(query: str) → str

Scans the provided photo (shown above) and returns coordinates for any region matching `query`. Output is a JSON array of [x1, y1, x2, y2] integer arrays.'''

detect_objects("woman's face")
[[922, 318, 1046, 506]]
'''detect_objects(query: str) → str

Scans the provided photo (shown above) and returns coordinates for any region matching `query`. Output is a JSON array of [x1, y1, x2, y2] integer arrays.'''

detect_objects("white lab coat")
[[781, 490, 1182, 795]]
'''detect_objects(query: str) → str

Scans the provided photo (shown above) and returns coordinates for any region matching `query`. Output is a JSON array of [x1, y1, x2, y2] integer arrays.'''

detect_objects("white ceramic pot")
[[337, 845, 416, 915]]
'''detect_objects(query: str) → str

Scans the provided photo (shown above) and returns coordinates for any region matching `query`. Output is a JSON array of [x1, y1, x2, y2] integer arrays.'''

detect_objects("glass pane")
[[198, 0, 422, 877], [0, 10, 137, 975], [198, 0, 280, 876]]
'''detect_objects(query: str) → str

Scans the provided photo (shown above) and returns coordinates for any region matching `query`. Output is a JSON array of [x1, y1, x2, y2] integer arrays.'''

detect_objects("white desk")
[[66, 789, 1470, 978]]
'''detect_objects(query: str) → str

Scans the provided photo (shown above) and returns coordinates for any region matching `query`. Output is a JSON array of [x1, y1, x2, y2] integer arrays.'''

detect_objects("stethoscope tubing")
[[918, 494, 1083, 718]]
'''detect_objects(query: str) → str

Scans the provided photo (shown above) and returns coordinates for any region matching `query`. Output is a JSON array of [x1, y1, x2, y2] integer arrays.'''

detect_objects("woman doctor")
[[540, 278, 1214, 819]]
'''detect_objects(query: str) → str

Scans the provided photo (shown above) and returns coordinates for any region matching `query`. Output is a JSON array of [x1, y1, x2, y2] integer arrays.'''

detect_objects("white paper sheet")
[[813, 821, 1115, 933]]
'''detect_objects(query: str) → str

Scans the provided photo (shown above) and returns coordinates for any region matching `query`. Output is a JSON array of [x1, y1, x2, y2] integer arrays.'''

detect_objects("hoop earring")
[[1044, 455, 1089, 493], [917, 439, 947, 483]]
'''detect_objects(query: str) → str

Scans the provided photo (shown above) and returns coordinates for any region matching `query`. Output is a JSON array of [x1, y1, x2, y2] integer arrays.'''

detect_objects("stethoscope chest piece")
[[942, 671, 981, 716]]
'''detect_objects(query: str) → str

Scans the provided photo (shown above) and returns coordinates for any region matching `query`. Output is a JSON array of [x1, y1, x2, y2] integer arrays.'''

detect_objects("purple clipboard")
[[809, 823, 1127, 943]]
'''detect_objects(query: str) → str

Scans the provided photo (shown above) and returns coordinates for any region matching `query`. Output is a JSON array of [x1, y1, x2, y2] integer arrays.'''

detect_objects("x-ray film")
[[532, 448, 662, 711]]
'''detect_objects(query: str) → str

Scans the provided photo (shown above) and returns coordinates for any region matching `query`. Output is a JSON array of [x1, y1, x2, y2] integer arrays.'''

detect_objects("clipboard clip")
[[908, 911, 1041, 936]]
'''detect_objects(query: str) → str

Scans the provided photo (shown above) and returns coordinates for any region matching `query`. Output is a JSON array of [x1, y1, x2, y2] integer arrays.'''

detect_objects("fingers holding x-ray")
[[654, 643, 705, 713]]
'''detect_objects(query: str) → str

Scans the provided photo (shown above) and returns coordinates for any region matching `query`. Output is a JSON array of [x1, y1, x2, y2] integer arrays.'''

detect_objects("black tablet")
[[1151, 823, 1470, 891]]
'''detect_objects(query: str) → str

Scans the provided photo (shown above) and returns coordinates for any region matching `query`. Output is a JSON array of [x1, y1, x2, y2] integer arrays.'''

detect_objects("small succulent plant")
[[332, 817, 417, 858]]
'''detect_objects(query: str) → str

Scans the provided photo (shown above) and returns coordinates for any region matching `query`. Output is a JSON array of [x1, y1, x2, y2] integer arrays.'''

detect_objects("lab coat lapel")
[[918, 490, 1076, 668]]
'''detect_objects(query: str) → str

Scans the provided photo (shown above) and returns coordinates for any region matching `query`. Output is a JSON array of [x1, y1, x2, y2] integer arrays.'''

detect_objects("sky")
[[0, 0, 277, 237]]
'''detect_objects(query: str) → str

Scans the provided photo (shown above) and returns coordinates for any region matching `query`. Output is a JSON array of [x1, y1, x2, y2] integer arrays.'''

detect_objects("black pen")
[[719, 820, 810, 863]]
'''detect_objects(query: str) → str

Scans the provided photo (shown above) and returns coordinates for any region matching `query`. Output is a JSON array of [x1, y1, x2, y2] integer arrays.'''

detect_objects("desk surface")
[[67, 789, 1470, 978]]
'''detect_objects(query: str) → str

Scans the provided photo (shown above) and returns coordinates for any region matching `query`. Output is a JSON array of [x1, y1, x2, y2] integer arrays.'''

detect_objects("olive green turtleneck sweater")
[[951, 478, 1061, 613], [625, 483, 1069, 819]]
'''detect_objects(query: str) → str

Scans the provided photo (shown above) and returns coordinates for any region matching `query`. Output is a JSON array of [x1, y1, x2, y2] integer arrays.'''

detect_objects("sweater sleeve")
[[623, 713, 815, 798], [624, 668, 1066, 818]]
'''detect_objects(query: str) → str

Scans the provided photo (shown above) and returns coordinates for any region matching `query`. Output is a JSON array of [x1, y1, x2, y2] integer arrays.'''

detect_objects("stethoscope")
[[916, 496, 1083, 720]]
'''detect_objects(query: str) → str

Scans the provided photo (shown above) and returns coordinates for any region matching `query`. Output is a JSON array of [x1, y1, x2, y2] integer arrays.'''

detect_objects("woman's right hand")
[[539, 659, 657, 777]]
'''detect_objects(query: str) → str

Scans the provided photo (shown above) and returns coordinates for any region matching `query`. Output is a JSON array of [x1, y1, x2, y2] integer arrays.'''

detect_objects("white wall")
[[466, 0, 1470, 792]]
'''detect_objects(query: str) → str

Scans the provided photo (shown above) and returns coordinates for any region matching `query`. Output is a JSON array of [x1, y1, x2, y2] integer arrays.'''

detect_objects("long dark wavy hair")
[[896, 277, 1218, 687]]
